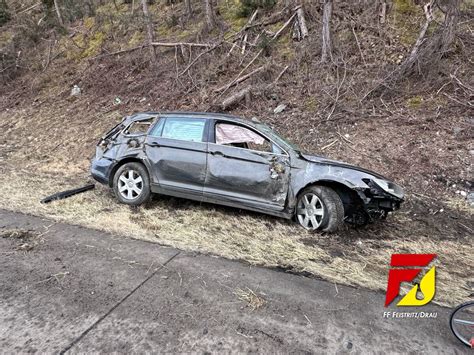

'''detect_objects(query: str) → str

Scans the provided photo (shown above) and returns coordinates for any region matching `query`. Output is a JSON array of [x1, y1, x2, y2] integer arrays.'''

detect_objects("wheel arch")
[[109, 157, 150, 187], [295, 179, 364, 213]]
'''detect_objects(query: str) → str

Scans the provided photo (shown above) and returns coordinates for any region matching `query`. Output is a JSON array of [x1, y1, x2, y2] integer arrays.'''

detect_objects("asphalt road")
[[0, 209, 468, 354]]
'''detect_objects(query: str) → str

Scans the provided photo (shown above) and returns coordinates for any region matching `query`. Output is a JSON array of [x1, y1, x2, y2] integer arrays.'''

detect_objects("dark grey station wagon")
[[91, 112, 404, 232]]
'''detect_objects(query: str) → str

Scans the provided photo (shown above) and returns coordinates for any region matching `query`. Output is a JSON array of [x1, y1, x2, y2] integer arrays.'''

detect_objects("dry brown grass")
[[0, 167, 472, 307]]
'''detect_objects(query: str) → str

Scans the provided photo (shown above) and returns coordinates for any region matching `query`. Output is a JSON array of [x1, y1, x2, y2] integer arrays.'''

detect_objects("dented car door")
[[204, 121, 290, 210]]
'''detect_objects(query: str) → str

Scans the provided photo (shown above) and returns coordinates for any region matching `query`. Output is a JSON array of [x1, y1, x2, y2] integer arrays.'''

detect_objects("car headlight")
[[372, 178, 404, 199]]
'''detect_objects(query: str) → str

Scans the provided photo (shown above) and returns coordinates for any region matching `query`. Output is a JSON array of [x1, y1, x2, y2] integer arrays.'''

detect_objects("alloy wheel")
[[297, 193, 325, 230], [118, 169, 143, 200]]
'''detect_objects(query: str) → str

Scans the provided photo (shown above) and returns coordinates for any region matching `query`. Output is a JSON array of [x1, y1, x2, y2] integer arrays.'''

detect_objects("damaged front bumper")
[[354, 179, 404, 221]]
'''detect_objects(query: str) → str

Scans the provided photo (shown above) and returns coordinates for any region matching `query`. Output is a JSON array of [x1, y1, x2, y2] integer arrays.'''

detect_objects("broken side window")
[[215, 123, 273, 153], [123, 120, 153, 135]]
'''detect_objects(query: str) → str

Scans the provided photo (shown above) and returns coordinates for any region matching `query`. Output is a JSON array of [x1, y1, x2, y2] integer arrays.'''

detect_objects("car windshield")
[[256, 123, 301, 152]]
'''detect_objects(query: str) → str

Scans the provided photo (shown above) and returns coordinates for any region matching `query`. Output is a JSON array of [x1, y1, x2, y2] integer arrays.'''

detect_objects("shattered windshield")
[[256, 123, 301, 152]]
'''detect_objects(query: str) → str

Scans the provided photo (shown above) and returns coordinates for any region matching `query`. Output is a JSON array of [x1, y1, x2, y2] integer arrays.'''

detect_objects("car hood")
[[300, 153, 388, 180]]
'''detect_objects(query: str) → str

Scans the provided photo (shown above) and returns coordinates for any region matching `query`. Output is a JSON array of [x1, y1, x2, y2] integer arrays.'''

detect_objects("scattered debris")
[[40, 184, 95, 204], [0, 228, 42, 251], [235, 287, 266, 310], [273, 104, 287, 114], [0, 228, 37, 239], [36, 271, 70, 285], [467, 192, 474, 206], [70, 84, 81, 96]]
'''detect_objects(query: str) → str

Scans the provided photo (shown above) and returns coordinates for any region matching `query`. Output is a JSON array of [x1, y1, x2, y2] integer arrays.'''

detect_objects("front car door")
[[145, 115, 209, 200], [203, 120, 290, 211]]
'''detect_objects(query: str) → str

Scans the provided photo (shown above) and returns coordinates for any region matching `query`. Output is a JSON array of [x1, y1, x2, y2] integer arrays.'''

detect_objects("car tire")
[[113, 162, 151, 206], [296, 185, 344, 232]]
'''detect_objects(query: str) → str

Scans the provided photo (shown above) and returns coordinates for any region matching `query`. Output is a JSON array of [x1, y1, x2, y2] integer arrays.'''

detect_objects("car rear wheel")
[[296, 186, 344, 232], [113, 162, 151, 206]]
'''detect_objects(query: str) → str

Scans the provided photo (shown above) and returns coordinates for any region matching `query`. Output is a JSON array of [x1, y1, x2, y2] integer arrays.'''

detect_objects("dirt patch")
[[0, 228, 38, 239], [0, 228, 42, 251], [235, 287, 267, 310]]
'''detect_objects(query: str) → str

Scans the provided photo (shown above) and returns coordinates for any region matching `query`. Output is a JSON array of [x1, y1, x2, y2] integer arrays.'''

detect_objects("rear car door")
[[204, 120, 290, 210], [145, 116, 209, 198]]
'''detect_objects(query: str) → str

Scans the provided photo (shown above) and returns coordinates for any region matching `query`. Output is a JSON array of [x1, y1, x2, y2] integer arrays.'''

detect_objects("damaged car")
[[91, 112, 404, 232]]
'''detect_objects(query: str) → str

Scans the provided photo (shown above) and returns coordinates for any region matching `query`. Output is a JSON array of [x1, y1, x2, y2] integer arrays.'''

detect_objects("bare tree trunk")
[[439, 0, 461, 54], [293, 7, 308, 41], [321, 0, 333, 63], [185, 0, 192, 17], [406, 2, 434, 66], [53, 0, 64, 26], [141, 0, 157, 63], [379, 0, 387, 24], [203, 0, 217, 29]]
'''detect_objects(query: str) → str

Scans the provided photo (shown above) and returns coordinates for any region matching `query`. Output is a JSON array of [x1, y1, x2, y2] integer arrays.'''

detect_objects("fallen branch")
[[326, 62, 347, 121], [219, 11, 297, 97], [379, 0, 387, 24], [405, 1, 434, 66], [214, 65, 267, 92], [293, 7, 309, 41], [274, 65, 289, 84], [178, 41, 223, 76], [150, 41, 213, 48], [351, 23, 366, 66], [321, 139, 338, 150], [241, 9, 259, 55], [16, 2, 41, 15], [221, 86, 252, 110]]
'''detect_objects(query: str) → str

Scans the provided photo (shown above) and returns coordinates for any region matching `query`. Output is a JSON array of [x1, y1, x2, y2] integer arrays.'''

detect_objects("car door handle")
[[211, 151, 224, 157], [148, 142, 161, 147]]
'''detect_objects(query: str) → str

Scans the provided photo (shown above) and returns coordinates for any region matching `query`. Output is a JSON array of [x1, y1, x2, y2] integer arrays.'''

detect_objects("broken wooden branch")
[[16, 2, 41, 15], [326, 62, 347, 121], [53, 0, 64, 26], [215, 65, 267, 92], [219, 11, 297, 97], [178, 41, 222, 76], [240, 10, 258, 55], [150, 41, 213, 48], [221, 87, 252, 110], [405, 1, 434, 66], [379, 0, 387, 24], [274, 65, 289, 84], [293, 7, 309, 41], [351, 23, 366, 66]]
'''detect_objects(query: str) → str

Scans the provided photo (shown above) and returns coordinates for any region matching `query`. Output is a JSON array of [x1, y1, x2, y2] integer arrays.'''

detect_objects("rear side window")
[[150, 117, 206, 142]]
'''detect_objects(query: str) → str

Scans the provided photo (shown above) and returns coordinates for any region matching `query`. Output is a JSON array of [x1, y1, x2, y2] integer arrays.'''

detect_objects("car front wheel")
[[113, 162, 151, 206], [296, 186, 344, 232]]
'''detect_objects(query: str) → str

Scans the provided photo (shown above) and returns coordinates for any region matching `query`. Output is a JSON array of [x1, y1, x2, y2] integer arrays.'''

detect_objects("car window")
[[215, 123, 274, 153], [124, 120, 153, 135], [151, 118, 206, 142], [149, 118, 165, 137]]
